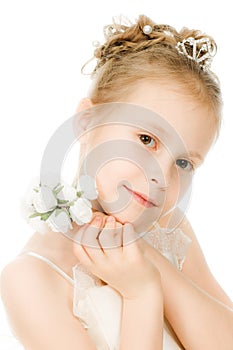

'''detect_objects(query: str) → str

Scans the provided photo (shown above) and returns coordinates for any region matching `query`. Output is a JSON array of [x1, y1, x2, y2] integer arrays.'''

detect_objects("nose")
[[150, 178, 170, 191], [150, 150, 173, 190]]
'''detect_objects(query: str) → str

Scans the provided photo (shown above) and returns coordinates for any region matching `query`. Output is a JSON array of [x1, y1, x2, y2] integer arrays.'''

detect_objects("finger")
[[98, 216, 122, 252], [72, 223, 90, 244], [72, 224, 94, 266], [73, 240, 93, 267], [82, 216, 107, 261], [122, 222, 140, 257], [114, 221, 123, 247], [92, 211, 107, 223], [81, 216, 103, 249], [98, 216, 115, 249], [72, 215, 103, 263]]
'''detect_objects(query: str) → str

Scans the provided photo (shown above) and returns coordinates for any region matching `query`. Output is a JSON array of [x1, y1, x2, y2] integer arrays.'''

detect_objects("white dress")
[[18, 226, 191, 350]]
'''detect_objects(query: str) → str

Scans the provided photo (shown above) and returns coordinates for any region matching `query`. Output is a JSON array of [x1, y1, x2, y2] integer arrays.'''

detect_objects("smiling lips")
[[123, 185, 157, 208]]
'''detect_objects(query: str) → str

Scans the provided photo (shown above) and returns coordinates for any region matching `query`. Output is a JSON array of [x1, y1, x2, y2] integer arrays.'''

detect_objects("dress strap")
[[20, 251, 74, 286]]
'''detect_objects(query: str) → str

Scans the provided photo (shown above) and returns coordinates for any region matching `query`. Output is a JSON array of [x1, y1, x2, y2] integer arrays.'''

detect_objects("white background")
[[0, 0, 232, 345]]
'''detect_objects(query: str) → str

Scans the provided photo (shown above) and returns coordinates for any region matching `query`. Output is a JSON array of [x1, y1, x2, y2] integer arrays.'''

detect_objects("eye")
[[139, 134, 158, 149], [176, 159, 194, 171]]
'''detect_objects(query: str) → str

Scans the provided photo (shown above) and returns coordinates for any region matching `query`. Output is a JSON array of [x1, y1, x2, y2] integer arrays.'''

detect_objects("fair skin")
[[80, 80, 213, 228], [1, 80, 233, 350]]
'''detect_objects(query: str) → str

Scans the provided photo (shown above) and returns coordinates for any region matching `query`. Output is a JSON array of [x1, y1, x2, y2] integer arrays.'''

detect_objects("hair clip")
[[142, 25, 153, 35], [176, 37, 217, 71], [103, 23, 127, 39], [104, 25, 117, 38]]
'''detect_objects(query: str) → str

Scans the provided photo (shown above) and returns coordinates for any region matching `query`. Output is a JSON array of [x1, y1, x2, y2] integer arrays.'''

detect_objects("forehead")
[[77, 81, 217, 160], [79, 106, 204, 163]]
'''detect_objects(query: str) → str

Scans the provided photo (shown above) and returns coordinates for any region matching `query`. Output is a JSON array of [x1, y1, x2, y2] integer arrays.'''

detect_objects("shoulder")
[[0, 256, 96, 349], [0, 254, 72, 313], [1, 254, 65, 286]]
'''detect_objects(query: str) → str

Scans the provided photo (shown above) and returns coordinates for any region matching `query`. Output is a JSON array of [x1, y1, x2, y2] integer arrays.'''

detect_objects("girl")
[[1, 14, 233, 350]]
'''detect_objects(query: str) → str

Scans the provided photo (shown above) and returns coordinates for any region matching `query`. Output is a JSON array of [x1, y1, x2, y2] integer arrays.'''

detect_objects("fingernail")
[[94, 215, 102, 222]]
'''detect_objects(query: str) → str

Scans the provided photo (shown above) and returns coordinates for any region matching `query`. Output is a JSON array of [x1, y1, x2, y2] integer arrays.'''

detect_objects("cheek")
[[95, 160, 144, 201], [164, 182, 179, 211], [163, 170, 192, 212], [161, 168, 180, 212]]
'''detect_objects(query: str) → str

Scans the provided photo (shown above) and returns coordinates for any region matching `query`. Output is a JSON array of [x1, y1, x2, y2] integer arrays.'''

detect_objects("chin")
[[95, 193, 162, 231], [105, 206, 161, 233]]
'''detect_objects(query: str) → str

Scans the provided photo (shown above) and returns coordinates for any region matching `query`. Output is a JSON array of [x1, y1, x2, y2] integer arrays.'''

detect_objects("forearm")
[[145, 247, 233, 349], [120, 287, 164, 350]]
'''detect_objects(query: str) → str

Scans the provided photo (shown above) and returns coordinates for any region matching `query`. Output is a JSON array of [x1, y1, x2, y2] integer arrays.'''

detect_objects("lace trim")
[[143, 227, 192, 270], [72, 264, 104, 329]]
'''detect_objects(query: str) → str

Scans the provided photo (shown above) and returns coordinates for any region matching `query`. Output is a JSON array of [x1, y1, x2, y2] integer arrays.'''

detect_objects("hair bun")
[[92, 15, 217, 73]]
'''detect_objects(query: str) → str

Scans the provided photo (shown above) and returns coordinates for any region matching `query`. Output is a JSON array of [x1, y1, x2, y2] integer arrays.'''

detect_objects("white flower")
[[32, 186, 57, 213], [47, 209, 73, 233], [22, 177, 95, 234], [56, 183, 77, 202], [78, 175, 98, 200], [29, 216, 50, 234], [20, 177, 40, 222], [70, 197, 93, 225]]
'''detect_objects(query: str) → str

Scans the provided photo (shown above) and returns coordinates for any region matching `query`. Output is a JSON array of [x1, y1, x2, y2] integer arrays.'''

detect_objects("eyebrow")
[[187, 152, 203, 162], [137, 123, 164, 134]]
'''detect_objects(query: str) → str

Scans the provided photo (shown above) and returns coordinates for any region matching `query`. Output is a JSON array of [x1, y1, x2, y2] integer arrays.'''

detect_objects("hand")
[[72, 214, 161, 300]]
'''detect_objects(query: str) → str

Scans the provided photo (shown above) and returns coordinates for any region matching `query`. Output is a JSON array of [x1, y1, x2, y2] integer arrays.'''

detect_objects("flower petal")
[[56, 183, 77, 202], [48, 209, 73, 233], [32, 186, 57, 213], [78, 175, 98, 200], [70, 198, 93, 224]]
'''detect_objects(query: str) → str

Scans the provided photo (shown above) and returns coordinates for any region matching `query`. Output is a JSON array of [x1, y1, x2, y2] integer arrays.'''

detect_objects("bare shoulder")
[[178, 214, 233, 308], [0, 256, 96, 349], [0, 254, 72, 320], [1, 254, 71, 298]]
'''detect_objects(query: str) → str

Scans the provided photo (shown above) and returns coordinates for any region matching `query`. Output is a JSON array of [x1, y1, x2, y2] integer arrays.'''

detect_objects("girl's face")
[[79, 80, 217, 231]]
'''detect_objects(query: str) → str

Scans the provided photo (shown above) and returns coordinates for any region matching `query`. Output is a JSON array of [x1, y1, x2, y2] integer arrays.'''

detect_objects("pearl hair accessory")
[[92, 40, 101, 48], [176, 37, 217, 71], [142, 25, 153, 35]]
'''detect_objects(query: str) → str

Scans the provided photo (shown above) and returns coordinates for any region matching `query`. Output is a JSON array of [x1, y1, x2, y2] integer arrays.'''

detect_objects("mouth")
[[123, 185, 157, 208]]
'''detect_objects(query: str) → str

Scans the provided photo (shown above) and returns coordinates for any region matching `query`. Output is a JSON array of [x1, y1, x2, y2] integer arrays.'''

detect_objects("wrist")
[[123, 282, 163, 302]]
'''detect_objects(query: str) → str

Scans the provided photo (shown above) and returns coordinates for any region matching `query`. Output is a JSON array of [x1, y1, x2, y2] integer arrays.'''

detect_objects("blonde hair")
[[83, 15, 222, 133]]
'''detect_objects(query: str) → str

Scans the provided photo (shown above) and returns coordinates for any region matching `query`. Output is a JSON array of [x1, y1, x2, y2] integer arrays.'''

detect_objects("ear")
[[74, 98, 94, 145], [75, 98, 94, 113]]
